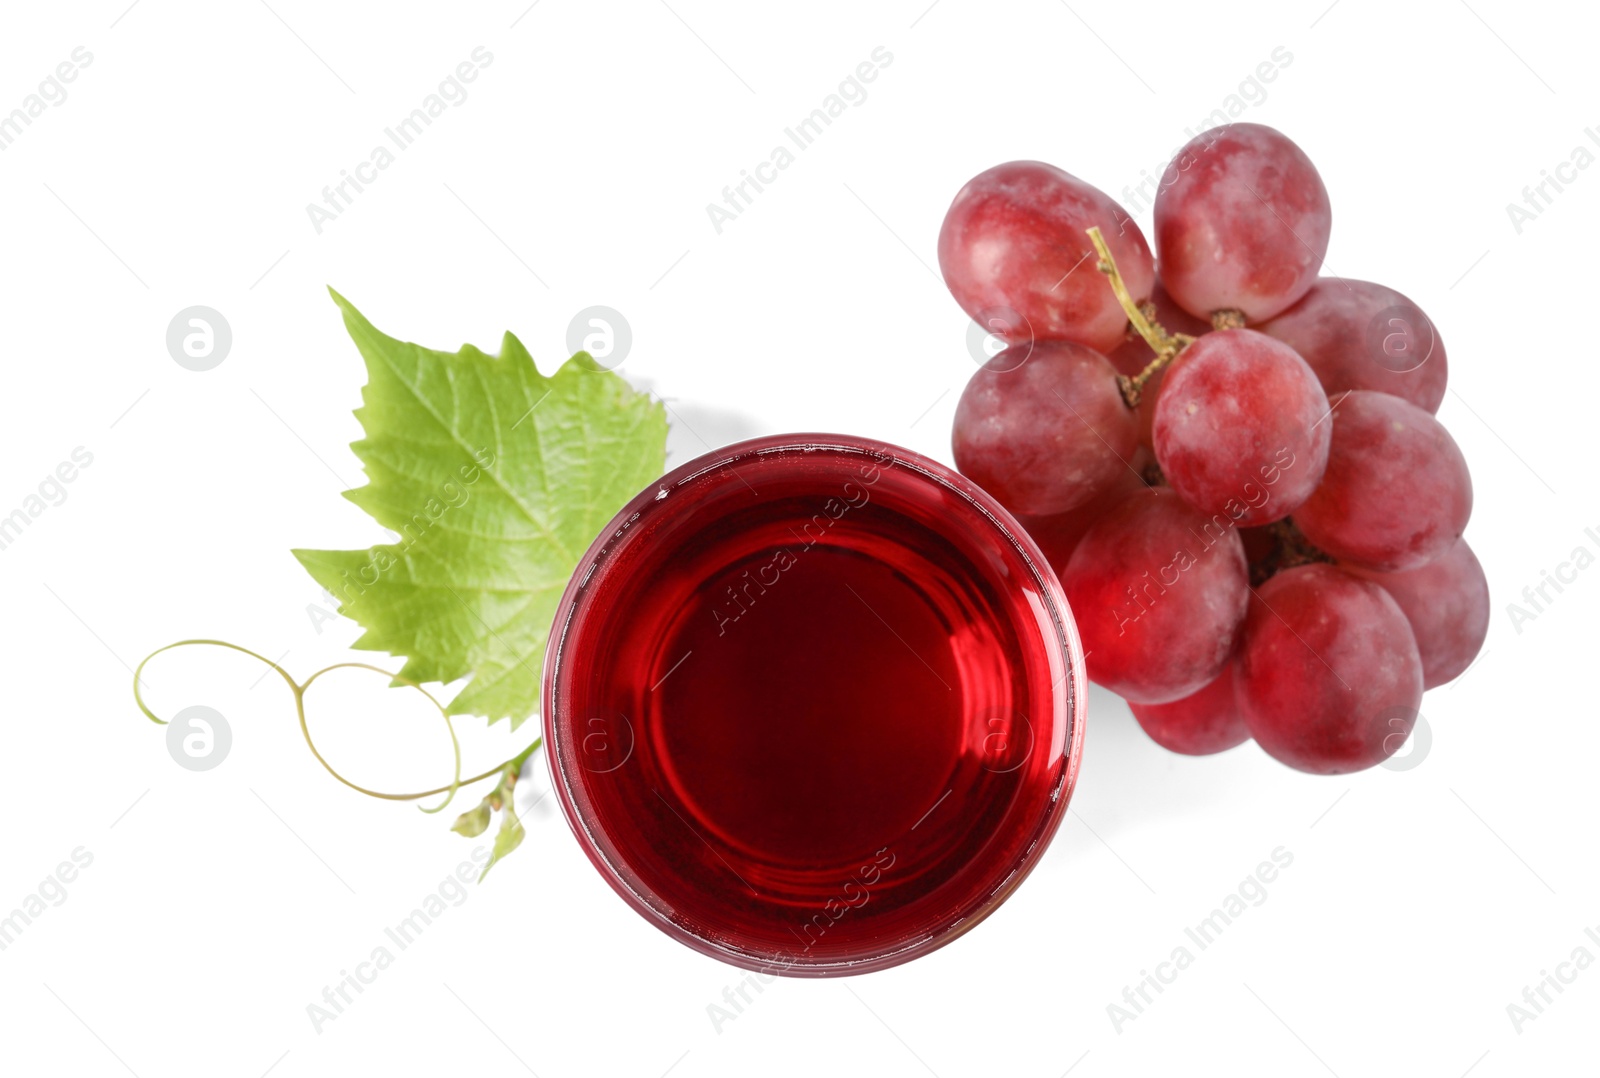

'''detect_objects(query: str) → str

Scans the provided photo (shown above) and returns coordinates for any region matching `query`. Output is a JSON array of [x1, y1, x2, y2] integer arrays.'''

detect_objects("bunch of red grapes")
[[939, 123, 1488, 775]]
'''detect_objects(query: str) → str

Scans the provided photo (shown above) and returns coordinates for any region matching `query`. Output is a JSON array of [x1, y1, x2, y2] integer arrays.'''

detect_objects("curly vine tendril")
[[132, 639, 542, 815]]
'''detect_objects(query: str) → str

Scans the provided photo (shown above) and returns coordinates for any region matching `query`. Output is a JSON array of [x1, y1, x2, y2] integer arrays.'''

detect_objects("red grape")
[[1345, 537, 1489, 688], [1235, 564, 1423, 774], [935, 128, 1482, 778], [1155, 124, 1331, 322], [1293, 390, 1472, 571], [1258, 278, 1448, 413], [939, 161, 1155, 354], [1129, 667, 1250, 755], [1152, 329, 1331, 526], [1061, 487, 1249, 704], [953, 340, 1137, 516]]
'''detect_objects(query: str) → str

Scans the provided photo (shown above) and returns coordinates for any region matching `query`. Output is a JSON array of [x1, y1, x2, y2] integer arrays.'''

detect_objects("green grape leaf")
[[481, 804, 526, 882], [477, 767, 524, 880], [451, 799, 492, 838], [293, 290, 667, 729]]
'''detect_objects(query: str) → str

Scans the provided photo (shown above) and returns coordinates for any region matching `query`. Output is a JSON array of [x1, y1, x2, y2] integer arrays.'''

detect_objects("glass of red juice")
[[543, 434, 1085, 976]]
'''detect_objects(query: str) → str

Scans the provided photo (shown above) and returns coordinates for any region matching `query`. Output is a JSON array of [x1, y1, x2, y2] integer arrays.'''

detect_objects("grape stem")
[[1248, 519, 1336, 587], [1085, 226, 1196, 408], [1268, 519, 1335, 570]]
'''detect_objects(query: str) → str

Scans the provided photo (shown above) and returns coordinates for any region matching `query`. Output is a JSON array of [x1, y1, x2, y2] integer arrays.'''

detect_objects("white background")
[[0, 0, 1594, 1075]]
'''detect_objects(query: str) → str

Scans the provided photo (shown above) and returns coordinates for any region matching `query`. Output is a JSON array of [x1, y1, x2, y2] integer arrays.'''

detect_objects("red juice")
[[544, 435, 1085, 975]]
